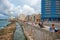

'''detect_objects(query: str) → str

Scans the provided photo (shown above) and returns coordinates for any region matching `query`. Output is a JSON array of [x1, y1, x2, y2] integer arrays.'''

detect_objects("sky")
[[0, 0, 41, 19]]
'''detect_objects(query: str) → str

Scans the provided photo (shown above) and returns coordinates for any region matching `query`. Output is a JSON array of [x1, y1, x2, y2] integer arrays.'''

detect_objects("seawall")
[[19, 22, 60, 40], [0, 22, 16, 40]]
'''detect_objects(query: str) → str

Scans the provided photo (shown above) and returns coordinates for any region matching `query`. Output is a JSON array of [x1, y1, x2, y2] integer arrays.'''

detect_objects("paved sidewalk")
[[43, 22, 60, 29]]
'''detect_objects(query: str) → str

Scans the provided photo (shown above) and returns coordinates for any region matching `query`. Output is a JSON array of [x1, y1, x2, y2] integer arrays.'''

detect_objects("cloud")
[[9, 0, 41, 14], [0, 0, 41, 18], [22, 5, 36, 15], [0, 0, 14, 16], [27, 0, 40, 6], [1, 0, 14, 9], [0, 14, 5, 16], [0, 14, 9, 19], [25, 0, 41, 13], [0, 0, 13, 11], [2, 0, 14, 13], [9, 5, 36, 16]]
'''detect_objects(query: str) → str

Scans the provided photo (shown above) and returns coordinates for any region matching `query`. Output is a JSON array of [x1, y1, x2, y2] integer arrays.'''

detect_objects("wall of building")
[[18, 14, 26, 21], [25, 14, 41, 23], [41, 0, 60, 21]]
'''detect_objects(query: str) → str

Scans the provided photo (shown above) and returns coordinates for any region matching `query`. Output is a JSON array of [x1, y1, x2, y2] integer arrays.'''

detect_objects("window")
[[45, 0, 50, 2], [56, 10, 60, 13], [45, 1, 51, 5], [45, 10, 51, 13], [56, 8, 60, 10], [45, 7, 51, 10], [45, 6, 51, 8], [56, 0, 60, 1], [34, 16, 35, 21], [56, 1, 60, 2], [56, 3, 60, 5]]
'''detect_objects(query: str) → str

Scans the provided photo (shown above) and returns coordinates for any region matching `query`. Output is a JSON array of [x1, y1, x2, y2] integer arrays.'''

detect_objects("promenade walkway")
[[14, 22, 27, 40], [43, 22, 60, 28], [18, 21, 60, 40]]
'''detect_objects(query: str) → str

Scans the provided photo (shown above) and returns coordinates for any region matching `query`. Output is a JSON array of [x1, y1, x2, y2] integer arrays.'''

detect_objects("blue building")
[[41, 0, 60, 21]]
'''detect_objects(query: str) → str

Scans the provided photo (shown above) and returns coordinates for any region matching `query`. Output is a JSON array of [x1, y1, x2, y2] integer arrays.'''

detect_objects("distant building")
[[31, 14, 36, 22], [25, 14, 41, 23], [41, 0, 60, 21], [25, 15, 30, 21], [9, 16, 16, 22], [18, 14, 26, 21], [31, 14, 40, 23], [35, 14, 41, 23]]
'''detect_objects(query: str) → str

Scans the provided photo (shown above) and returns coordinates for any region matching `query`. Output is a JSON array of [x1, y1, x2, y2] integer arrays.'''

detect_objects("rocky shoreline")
[[0, 22, 16, 40]]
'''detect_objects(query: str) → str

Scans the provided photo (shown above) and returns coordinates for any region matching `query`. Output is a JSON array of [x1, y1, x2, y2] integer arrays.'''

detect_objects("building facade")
[[34, 14, 41, 23], [18, 14, 26, 21], [25, 14, 41, 23], [25, 15, 32, 22], [41, 0, 60, 21]]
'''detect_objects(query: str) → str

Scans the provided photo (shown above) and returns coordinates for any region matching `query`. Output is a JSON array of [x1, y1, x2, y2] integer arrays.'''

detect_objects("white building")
[[18, 14, 26, 21]]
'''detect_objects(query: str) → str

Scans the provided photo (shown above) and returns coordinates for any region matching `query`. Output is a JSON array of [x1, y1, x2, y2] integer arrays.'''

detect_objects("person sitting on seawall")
[[49, 24, 60, 33], [38, 22, 44, 28]]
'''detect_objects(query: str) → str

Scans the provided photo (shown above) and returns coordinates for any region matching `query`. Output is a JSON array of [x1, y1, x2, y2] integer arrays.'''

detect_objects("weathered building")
[[18, 14, 26, 21], [25, 14, 41, 23]]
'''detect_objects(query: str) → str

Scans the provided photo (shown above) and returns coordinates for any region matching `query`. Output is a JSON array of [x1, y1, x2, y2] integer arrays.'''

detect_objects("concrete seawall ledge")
[[23, 26, 34, 40], [20, 23, 34, 40], [20, 21, 60, 40], [0, 22, 16, 40]]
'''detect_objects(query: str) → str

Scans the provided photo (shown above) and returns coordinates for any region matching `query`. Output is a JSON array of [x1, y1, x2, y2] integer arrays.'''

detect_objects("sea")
[[0, 19, 26, 40], [0, 19, 10, 29]]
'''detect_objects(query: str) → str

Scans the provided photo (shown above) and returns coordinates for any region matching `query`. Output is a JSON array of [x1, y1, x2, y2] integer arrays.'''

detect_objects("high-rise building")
[[41, 0, 60, 21]]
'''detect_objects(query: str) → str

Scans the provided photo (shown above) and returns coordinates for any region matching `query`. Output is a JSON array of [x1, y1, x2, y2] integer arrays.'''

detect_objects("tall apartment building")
[[41, 0, 60, 21]]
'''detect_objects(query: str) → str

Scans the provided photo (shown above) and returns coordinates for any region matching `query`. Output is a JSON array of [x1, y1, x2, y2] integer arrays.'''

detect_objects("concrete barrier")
[[0, 22, 16, 40], [21, 22, 60, 40]]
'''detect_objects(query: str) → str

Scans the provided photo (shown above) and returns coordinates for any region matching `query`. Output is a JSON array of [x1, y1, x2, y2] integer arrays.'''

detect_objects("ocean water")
[[0, 20, 10, 29], [0, 20, 26, 40]]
